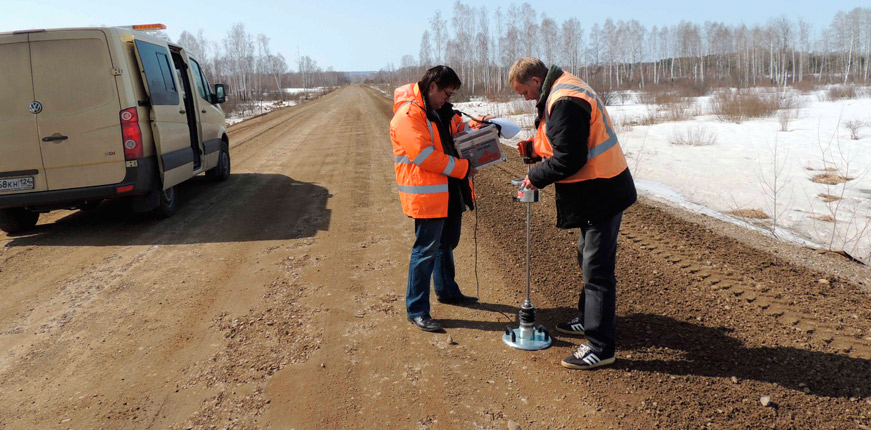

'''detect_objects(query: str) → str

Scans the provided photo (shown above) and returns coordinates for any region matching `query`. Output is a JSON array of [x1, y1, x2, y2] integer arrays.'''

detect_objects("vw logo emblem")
[[28, 101, 43, 114]]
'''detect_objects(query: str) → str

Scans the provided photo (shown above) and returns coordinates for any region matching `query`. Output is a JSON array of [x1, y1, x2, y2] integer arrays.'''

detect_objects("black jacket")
[[421, 92, 474, 217], [528, 66, 636, 228]]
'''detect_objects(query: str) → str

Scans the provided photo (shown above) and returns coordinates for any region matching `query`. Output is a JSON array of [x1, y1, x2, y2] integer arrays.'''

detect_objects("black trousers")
[[576, 211, 623, 355]]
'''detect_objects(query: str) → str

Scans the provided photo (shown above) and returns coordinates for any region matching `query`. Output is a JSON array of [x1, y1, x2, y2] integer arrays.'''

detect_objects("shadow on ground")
[[4, 173, 331, 247], [616, 313, 871, 399]]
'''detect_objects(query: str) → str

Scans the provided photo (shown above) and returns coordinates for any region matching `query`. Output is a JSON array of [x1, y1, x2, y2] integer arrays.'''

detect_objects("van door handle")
[[179, 110, 186, 114], [201, 109, 206, 113], [42, 135, 68, 142]]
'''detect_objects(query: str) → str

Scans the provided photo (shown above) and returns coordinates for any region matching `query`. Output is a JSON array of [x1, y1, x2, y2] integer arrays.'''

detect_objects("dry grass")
[[507, 98, 536, 116], [662, 100, 701, 122], [673, 79, 711, 98], [812, 214, 835, 222], [821, 85, 857, 102], [811, 173, 854, 185], [623, 111, 661, 127], [634, 86, 700, 125], [727, 209, 769, 219], [793, 80, 819, 94], [638, 89, 681, 106], [668, 124, 718, 146], [818, 193, 842, 203], [711, 89, 780, 123]]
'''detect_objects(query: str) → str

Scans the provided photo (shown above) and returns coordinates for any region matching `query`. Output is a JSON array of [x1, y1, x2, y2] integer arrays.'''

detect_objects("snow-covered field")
[[455, 89, 871, 264], [225, 88, 333, 124], [225, 99, 297, 125]]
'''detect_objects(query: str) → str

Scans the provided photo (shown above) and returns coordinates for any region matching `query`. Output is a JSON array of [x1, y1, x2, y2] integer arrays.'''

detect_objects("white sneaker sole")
[[561, 356, 615, 370]]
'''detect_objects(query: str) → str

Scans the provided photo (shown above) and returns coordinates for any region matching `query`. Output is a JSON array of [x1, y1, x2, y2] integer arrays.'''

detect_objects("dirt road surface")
[[1, 85, 870, 429]]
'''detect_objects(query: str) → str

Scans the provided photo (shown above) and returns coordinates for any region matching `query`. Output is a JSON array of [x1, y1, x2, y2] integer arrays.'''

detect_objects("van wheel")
[[152, 186, 178, 219], [207, 146, 231, 181], [0, 208, 40, 234]]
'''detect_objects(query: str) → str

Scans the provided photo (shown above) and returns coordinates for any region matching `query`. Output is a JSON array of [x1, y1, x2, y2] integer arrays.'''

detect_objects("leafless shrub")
[[674, 79, 710, 98], [778, 110, 792, 132], [662, 100, 701, 122], [617, 91, 632, 105], [668, 124, 718, 146], [711, 89, 780, 123], [821, 85, 857, 101], [811, 173, 854, 185], [844, 119, 865, 140], [793, 80, 819, 94], [597, 88, 617, 106], [779, 92, 807, 110], [776, 94, 804, 132], [727, 209, 769, 219]]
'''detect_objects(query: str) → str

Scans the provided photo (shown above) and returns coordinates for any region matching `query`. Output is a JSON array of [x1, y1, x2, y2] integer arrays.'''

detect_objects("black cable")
[[454, 110, 503, 137], [470, 175, 514, 323]]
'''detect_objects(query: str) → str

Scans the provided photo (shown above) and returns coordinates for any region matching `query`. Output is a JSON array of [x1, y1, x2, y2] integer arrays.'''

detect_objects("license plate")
[[0, 176, 35, 193]]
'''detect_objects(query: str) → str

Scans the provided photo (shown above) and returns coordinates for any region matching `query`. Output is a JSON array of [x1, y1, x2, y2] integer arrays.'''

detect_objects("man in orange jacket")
[[511, 57, 637, 369], [390, 66, 479, 332]]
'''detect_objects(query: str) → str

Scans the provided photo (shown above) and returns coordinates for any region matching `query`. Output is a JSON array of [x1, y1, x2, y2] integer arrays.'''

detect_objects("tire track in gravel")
[[471, 149, 871, 429]]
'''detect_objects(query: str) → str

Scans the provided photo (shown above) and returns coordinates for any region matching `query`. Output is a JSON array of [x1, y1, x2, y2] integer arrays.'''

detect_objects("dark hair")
[[419, 65, 461, 93]]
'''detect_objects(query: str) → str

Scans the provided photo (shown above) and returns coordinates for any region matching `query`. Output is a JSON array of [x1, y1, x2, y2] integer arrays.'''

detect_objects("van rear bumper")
[[0, 158, 156, 210]]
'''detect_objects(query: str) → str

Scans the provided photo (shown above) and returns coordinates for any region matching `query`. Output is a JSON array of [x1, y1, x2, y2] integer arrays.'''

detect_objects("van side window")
[[134, 40, 179, 106], [157, 53, 177, 92], [189, 59, 209, 101]]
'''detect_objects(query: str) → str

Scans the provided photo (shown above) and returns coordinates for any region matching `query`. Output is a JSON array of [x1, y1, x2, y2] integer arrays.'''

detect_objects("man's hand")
[[520, 176, 538, 190], [516, 139, 541, 164], [467, 166, 478, 178]]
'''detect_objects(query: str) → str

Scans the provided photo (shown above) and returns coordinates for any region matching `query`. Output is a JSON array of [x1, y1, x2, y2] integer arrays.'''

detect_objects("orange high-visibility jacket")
[[533, 71, 628, 183], [390, 83, 471, 218]]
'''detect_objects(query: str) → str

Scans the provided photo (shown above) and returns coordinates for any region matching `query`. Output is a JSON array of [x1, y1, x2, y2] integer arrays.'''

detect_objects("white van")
[[0, 24, 230, 233]]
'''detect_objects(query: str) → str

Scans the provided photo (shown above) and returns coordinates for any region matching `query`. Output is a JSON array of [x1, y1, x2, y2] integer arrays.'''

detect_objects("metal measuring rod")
[[503, 165, 552, 351]]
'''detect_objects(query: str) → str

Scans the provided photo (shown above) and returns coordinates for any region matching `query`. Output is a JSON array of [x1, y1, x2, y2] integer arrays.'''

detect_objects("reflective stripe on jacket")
[[390, 83, 470, 218], [533, 72, 628, 183]]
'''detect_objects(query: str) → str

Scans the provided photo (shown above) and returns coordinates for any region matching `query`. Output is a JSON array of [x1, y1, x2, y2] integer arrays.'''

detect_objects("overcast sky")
[[0, 0, 863, 72]]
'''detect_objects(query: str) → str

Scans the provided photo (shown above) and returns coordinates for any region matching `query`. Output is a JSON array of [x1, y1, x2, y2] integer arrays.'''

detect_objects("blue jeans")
[[406, 216, 463, 318]]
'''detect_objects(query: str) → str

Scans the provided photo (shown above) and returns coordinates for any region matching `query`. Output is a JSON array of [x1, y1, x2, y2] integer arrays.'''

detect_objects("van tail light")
[[120, 107, 143, 160]]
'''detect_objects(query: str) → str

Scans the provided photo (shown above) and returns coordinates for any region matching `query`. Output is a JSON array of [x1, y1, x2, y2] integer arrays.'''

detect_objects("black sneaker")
[[561, 344, 615, 370], [555, 315, 585, 335]]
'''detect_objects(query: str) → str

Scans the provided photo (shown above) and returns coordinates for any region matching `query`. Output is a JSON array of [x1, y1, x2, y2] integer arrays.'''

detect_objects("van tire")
[[152, 186, 178, 218], [206, 145, 231, 181], [0, 208, 40, 234]]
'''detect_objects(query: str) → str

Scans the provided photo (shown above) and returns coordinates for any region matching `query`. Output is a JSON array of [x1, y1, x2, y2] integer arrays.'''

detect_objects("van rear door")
[[0, 33, 48, 195], [29, 30, 125, 191], [132, 39, 194, 189]]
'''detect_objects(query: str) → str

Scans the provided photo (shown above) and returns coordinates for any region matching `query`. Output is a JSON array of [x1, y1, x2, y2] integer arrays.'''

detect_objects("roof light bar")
[[130, 24, 166, 30]]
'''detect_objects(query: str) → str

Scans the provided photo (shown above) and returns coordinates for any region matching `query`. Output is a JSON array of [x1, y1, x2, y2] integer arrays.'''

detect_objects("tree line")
[[371, 3, 871, 96], [173, 23, 350, 102]]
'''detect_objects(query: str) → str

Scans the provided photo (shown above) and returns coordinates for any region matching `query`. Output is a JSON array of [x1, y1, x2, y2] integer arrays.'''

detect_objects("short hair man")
[[510, 57, 637, 369], [390, 65, 479, 332]]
